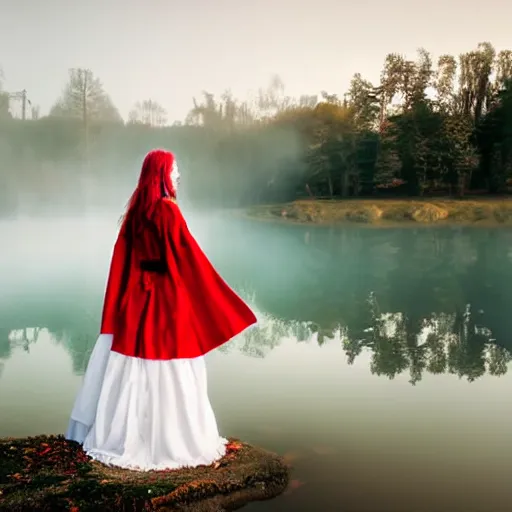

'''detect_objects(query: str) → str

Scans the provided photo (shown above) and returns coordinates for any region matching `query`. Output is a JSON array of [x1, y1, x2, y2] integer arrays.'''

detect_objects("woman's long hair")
[[121, 149, 176, 232]]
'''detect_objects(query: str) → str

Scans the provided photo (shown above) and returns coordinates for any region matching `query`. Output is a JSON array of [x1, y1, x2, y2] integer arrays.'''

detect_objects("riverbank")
[[0, 435, 289, 511], [246, 198, 512, 226]]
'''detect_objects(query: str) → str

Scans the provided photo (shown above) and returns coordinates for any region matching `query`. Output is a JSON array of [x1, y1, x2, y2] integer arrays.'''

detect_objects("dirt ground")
[[246, 197, 512, 226]]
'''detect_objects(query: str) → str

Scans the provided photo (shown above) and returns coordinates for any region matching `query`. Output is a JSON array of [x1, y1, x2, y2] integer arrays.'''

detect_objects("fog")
[[0, 71, 311, 219]]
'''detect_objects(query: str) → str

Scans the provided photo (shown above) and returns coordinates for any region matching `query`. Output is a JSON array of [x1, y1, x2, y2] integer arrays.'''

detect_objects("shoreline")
[[245, 198, 512, 227], [0, 435, 290, 511]]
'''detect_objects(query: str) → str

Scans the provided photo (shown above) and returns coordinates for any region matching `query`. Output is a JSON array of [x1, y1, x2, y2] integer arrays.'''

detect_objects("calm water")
[[1, 214, 512, 512]]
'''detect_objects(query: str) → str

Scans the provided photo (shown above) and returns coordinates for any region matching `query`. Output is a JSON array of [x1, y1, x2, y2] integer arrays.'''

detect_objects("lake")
[[1, 213, 512, 512]]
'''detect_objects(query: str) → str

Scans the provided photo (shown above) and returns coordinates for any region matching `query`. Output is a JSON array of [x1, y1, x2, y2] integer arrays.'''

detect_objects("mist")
[[0, 72, 309, 220]]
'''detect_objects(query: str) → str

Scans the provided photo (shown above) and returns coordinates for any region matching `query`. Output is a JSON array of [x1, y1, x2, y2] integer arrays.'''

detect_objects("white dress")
[[66, 334, 227, 471]]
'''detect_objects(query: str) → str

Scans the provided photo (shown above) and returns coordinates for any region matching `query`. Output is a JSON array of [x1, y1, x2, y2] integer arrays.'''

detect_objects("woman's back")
[[102, 197, 256, 360], [66, 149, 256, 472]]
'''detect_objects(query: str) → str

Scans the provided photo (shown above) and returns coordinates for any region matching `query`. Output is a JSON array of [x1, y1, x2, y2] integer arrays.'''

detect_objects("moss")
[[493, 207, 512, 223], [0, 435, 289, 512], [345, 205, 382, 223], [247, 198, 512, 226], [409, 204, 449, 223]]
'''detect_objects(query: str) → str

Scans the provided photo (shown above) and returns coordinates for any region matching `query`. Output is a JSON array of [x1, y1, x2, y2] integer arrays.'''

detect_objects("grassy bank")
[[246, 198, 512, 226], [0, 435, 289, 511]]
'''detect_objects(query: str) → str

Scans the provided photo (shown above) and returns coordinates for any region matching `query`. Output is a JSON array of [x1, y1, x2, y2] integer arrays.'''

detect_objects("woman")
[[66, 149, 257, 471]]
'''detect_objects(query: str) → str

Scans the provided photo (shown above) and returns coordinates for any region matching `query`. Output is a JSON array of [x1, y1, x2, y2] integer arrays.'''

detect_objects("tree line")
[[1, 42, 512, 213]]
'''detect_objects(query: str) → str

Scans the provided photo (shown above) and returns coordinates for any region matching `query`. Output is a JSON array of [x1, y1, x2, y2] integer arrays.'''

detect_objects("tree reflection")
[[0, 327, 42, 359], [2, 223, 512, 386], [343, 296, 512, 384], [0, 328, 12, 360]]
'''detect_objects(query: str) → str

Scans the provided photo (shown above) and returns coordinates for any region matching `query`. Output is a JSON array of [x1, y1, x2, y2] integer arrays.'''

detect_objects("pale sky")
[[0, 0, 511, 123]]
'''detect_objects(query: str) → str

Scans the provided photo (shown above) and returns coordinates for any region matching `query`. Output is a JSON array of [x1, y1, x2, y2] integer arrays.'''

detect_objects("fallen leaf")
[[226, 441, 243, 452]]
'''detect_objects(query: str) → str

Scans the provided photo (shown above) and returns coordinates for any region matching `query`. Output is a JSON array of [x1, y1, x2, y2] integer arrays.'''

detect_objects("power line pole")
[[21, 89, 27, 121], [7, 89, 31, 120]]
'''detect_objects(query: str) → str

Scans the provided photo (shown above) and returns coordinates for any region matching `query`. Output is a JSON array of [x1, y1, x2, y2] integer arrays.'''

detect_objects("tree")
[[128, 99, 167, 127], [378, 53, 405, 127], [495, 50, 512, 90], [476, 79, 512, 192], [185, 91, 224, 128], [185, 90, 256, 129], [346, 73, 380, 131], [0, 66, 11, 120], [442, 114, 478, 196], [435, 54, 457, 111], [457, 42, 495, 123], [50, 68, 122, 125], [374, 119, 401, 187], [406, 48, 434, 109], [31, 105, 40, 120], [257, 75, 294, 119]]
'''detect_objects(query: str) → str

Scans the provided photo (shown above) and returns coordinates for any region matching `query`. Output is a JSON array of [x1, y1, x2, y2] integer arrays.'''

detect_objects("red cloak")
[[100, 198, 257, 360]]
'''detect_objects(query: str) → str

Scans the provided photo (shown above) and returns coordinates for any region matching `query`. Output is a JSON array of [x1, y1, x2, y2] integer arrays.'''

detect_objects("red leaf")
[[226, 441, 242, 453], [38, 447, 52, 457]]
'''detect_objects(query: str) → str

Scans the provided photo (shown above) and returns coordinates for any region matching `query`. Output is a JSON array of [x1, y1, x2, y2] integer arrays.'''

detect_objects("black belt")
[[140, 259, 167, 274]]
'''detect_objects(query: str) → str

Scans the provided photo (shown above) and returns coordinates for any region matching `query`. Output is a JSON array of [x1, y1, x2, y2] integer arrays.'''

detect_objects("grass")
[[0, 435, 289, 512], [246, 197, 512, 226]]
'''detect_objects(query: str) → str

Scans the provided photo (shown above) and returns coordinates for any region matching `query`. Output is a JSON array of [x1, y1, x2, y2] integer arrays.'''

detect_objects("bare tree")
[[128, 99, 167, 126], [50, 68, 122, 125], [31, 105, 40, 120], [0, 66, 10, 119]]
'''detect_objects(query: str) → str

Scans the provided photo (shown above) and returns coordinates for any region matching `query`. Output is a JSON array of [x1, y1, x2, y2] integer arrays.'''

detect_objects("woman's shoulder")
[[160, 197, 179, 212], [159, 197, 184, 222]]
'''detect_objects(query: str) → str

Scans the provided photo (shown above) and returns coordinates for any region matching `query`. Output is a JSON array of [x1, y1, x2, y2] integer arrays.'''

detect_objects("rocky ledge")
[[0, 435, 289, 511]]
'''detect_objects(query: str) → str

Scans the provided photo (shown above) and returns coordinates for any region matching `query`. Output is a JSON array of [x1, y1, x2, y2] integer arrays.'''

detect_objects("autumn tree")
[[378, 53, 405, 127], [346, 73, 380, 131], [435, 55, 457, 111], [457, 42, 495, 123]]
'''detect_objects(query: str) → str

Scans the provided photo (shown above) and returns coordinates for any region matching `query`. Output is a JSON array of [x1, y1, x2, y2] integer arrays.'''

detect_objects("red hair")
[[122, 149, 176, 231]]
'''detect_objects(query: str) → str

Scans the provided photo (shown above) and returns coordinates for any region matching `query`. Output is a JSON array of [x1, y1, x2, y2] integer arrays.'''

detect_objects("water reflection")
[[2, 218, 512, 512], [345, 297, 510, 384], [1, 221, 512, 387], [1, 295, 510, 387]]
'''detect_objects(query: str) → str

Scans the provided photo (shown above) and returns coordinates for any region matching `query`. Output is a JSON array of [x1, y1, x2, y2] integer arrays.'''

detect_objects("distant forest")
[[1, 41, 512, 214]]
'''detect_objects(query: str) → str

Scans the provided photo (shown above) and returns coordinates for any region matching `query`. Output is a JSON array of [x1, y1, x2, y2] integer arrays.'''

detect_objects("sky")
[[0, 0, 511, 123]]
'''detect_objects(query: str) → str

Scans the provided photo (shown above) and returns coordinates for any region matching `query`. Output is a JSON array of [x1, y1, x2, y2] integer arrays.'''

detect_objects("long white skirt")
[[66, 334, 227, 471]]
